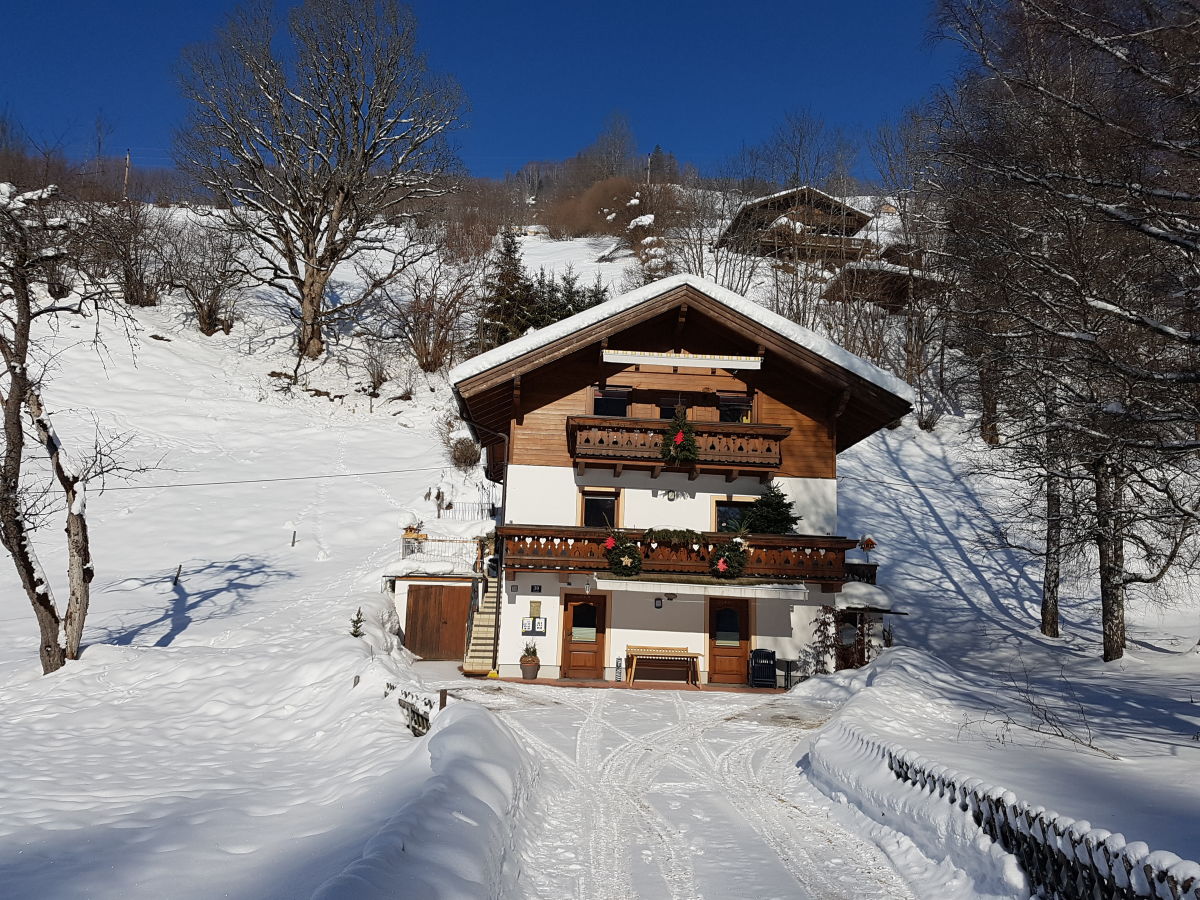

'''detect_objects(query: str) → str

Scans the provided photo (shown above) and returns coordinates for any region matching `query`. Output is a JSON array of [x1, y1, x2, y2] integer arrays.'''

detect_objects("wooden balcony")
[[566, 416, 790, 481], [498, 525, 856, 583]]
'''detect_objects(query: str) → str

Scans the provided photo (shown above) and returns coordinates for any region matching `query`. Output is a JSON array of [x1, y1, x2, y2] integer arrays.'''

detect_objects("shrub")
[[450, 437, 481, 470]]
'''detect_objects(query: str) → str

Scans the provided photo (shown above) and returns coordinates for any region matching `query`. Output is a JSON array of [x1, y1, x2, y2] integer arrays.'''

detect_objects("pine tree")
[[742, 483, 799, 534], [477, 231, 533, 350]]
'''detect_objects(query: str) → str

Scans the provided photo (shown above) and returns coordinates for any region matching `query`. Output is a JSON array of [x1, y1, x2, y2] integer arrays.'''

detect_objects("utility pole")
[[122, 150, 131, 202]]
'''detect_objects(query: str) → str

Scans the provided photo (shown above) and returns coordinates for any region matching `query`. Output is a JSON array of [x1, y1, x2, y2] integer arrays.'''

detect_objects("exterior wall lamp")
[[665, 490, 677, 502]]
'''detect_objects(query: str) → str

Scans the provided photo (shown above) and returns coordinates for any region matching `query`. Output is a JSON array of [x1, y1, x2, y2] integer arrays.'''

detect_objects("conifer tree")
[[742, 483, 799, 534], [477, 231, 533, 350]]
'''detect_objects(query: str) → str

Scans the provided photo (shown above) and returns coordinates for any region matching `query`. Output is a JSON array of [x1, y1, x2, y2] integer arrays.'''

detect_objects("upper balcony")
[[498, 524, 861, 585], [566, 416, 791, 481]]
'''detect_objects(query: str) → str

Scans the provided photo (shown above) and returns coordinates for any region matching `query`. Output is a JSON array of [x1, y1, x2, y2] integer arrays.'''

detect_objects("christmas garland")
[[710, 540, 747, 578], [660, 409, 699, 465], [604, 532, 643, 577]]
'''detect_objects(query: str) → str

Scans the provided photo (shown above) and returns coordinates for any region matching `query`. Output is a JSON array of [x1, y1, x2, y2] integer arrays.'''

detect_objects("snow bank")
[[798, 648, 1200, 900], [311, 704, 532, 900], [806, 720, 1029, 899]]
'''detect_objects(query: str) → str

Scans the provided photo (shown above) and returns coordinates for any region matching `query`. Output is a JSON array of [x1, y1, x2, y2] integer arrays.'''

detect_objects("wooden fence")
[[838, 724, 1200, 899], [386, 684, 448, 737]]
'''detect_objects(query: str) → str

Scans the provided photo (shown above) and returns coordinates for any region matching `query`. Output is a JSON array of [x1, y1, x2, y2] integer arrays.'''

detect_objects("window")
[[714, 607, 741, 647], [715, 499, 755, 532], [659, 402, 687, 420], [582, 492, 618, 528], [593, 387, 630, 417], [718, 393, 752, 423], [571, 602, 598, 642]]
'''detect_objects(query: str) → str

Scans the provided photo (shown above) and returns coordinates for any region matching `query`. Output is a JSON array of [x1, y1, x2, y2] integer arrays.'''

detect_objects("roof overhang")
[[451, 275, 912, 452]]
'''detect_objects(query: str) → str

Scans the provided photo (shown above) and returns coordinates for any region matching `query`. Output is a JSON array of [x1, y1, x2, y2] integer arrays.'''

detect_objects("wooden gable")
[[455, 282, 911, 470]]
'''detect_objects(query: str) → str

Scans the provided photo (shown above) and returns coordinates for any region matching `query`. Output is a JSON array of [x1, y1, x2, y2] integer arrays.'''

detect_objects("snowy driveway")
[[439, 681, 914, 900]]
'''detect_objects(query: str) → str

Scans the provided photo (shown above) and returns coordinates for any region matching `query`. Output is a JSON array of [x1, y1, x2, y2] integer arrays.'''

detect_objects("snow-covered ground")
[[1, 233, 1198, 898], [421, 677, 914, 900], [0, 308, 518, 898]]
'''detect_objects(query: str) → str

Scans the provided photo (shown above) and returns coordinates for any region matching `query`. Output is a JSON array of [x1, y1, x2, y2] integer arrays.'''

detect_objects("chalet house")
[[715, 186, 873, 267], [392, 274, 911, 686]]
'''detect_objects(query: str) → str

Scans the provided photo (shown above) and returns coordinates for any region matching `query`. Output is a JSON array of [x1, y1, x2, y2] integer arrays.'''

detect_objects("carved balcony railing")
[[566, 416, 790, 478], [498, 525, 856, 583]]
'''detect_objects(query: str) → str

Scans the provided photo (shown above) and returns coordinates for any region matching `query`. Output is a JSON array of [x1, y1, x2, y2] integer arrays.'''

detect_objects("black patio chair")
[[748, 648, 777, 688]]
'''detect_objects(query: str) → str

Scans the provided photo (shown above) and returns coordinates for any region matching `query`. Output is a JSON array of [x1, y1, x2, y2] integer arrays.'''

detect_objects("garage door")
[[404, 584, 472, 660]]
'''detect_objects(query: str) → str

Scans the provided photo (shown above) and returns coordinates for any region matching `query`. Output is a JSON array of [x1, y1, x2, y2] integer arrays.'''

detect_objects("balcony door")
[[561, 593, 606, 680], [708, 597, 750, 684]]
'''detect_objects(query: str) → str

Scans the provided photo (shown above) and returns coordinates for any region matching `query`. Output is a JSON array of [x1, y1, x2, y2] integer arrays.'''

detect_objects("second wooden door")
[[708, 597, 750, 684], [561, 593, 606, 679]]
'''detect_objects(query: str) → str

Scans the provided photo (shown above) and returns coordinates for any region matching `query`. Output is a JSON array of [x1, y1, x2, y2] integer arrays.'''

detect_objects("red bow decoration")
[[673, 430, 684, 445], [604, 536, 616, 550], [716, 557, 729, 572]]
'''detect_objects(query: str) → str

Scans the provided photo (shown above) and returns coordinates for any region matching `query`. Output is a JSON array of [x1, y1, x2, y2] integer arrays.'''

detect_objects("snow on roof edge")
[[449, 274, 913, 402]]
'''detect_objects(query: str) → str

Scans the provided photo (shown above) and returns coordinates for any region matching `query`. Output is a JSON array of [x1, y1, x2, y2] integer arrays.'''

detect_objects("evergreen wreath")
[[604, 531, 643, 577], [660, 408, 699, 465], [710, 540, 747, 578]]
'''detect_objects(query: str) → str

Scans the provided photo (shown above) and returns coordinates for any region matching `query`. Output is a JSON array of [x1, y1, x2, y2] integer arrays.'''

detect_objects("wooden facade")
[[456, 282, 911, 482]]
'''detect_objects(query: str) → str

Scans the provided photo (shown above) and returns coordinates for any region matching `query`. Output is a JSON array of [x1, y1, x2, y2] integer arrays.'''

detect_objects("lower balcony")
[[498, 525, 858, 583]]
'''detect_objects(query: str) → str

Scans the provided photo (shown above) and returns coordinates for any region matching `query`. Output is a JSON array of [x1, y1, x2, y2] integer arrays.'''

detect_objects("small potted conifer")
[[520, 641, 540, 680]]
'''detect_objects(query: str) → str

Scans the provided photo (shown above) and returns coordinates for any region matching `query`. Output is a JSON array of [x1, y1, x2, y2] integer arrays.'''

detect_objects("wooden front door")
[[708, 597, 750, 684], [404, 584, 472, 660], [561, 593, 606, 679]]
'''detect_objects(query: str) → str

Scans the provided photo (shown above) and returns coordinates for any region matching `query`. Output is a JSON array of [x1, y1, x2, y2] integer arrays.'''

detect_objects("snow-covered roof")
[[853, 212, 906, 247], [834, 581, 897, 612], [449, 274, 912, 401]]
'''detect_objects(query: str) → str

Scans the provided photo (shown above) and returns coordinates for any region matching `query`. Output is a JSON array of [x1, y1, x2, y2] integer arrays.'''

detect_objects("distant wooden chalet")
[[391, 275, 911, 686], [715, 186, 873, 266]]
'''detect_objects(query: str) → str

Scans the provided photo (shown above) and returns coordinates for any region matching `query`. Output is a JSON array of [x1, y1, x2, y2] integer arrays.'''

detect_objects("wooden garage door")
[[404, 584, 472, 660]]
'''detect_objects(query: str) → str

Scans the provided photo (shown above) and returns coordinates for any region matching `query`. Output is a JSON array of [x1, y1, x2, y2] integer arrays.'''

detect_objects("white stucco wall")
[[504, 464, 839, 535], [496, 573, 827, 684], [775, 476, 838, 535]]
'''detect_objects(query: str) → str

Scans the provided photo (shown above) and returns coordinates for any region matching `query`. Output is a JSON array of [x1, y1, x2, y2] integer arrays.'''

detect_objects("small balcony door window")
[[715, 499, 755, 532], [659, 402, 688, 420], [593, 387, 630, 417], [582, 492, 618, 528], [718, 394, 752, 423]]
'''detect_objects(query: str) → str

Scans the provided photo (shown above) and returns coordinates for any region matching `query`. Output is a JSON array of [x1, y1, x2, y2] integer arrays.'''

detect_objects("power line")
[[97, 465, 455, 492]]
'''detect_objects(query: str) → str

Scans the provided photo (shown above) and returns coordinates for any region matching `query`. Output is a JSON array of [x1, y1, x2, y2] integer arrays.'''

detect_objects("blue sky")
[[0, 0, 962, 180]]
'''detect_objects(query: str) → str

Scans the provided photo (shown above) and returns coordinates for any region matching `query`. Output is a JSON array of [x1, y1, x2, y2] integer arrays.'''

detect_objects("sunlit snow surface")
[[1, 237, 1197, 897]]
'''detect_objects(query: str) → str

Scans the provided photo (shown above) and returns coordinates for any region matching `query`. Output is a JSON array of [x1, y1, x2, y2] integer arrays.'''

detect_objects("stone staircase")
[[462, 576, 501, 675]]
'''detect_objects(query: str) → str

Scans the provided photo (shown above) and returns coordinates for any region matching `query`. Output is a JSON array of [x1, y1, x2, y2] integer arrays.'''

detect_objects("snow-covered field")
[[1, 234, 1198, 898]]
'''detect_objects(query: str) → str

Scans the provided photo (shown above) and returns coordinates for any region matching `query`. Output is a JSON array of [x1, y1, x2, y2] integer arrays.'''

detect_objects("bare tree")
[[176, 0, 462, 360], [0, 184, 120, 673], [667, 166, 763, 294], [83, 200, 170, 307], [162, 215, 244, 335], [368, 243, 484, 372], [935, 0, 1200, 660]]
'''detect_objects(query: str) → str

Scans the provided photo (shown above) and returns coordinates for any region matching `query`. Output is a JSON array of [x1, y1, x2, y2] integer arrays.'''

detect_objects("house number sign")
[[521, 617, 548, 637]]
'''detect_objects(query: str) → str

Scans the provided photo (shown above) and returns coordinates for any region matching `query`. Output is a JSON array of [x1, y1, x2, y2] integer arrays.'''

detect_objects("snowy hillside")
[[0, 307, 522, 898], [1, 235, 1198, 898]]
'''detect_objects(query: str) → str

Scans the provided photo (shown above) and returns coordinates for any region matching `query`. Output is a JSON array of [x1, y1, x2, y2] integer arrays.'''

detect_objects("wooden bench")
[[625, 645, 702, 688]]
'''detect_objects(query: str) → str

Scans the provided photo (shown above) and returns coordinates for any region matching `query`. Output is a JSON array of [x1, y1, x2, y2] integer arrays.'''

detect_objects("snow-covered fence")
[[399, 535, 484, 574], [386, 684, 448, 737], [436, 500, 496, 522], [839, 724, 1200, 899]]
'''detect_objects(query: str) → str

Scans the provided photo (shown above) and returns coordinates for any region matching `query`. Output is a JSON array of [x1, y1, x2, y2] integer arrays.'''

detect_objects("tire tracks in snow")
[[458, 684, 916, 900]]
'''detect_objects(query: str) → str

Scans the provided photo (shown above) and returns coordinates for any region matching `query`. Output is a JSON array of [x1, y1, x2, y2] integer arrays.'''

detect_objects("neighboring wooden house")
[[821, 255, 942, 314], [715, 186, 873, 266], [405, 274, 913, 686]]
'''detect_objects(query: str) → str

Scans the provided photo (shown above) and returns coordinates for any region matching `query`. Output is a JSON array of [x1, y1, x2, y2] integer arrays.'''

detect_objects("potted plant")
[[519, 641, 540, 680]]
